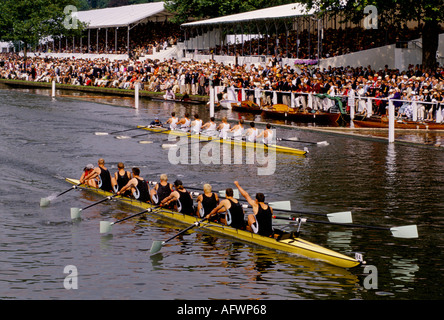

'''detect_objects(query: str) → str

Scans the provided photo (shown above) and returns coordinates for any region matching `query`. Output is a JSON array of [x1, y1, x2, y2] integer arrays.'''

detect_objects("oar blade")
[[390, 225, 419, 239], [100, 221, 113, 234], [70, 208, 82, 220], [269, 201, 291, 211], [150, 241, 164, 254], [317, 141, 330, 146], [327, 211, 353, 223], [219, 189, 239, 199], [40, 197, 51, 207], [95, 132, 109, 136], [162, 144, 178, 149], [115, 135, 131, 139]]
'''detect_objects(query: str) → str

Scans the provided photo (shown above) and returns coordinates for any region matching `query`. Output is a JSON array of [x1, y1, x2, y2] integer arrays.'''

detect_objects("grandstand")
[[22, 2, 443, 71]]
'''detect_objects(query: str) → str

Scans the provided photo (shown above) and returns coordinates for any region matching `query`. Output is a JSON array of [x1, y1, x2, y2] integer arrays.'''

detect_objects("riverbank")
[[0, 78, 209, 103], [2, 77, 443, 149]]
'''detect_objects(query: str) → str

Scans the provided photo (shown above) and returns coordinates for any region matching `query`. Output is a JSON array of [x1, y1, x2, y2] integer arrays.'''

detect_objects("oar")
[[40, 183, 81, 207], [273, 216, 419, 238], [264, 201, 353, 223], [277, 137, 329, 146], [238, 199, 352, 223], [95, 126, 148, 136], [117, 126, 169, 140], [100, 206, 161, 234], [150, 218, 207, 254], [70, 195, 115, 219], [161, 135, 216, 149]]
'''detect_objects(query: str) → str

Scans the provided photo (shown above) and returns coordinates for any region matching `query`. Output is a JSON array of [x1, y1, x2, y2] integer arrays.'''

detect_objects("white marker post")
[[209, 86, 215, 118], [52, 80, 56, 98], [388, 100, 395, 143], [135, 83, 139, 109]]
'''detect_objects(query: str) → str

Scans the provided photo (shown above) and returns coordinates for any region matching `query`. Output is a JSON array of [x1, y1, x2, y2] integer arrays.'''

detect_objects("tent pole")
[[127, 26, 130, 57]]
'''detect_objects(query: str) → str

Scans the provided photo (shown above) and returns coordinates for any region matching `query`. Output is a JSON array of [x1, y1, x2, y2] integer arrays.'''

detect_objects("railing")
[[218, 86, 443, 124]]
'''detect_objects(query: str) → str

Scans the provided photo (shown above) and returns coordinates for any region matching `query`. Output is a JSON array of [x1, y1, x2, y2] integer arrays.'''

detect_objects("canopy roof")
[[76, 2, 173, 29], [182, 3, 317, 27]]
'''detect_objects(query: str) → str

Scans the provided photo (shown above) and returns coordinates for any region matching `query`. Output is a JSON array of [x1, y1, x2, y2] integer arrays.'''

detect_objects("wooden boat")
[[261, 104, 341, 124], [66, 178, 362, 269], [353, 116, 444, 130], [138, 126, 307, 156], [231, 100, 262, 114], [150, 97, 204, 105]]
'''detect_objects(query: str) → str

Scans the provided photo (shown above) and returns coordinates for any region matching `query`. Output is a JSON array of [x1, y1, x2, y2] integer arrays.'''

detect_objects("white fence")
[[221, 86, 443, 124]]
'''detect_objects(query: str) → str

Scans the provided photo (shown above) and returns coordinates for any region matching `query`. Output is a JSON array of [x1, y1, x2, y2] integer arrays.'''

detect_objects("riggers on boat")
[[66, 178, 362, 269], [137, 126, 308, 156]]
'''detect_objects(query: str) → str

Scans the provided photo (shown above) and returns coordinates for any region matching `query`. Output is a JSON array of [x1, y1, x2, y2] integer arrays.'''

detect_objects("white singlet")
[[262, 129, 273, 145], [219, 123, 230, 139], [190, 119, 203, 134], [232, 126, 244, 140], [180, 118, 191, 131], [169, 117, 178, 130], [246, 128, 258, 142]]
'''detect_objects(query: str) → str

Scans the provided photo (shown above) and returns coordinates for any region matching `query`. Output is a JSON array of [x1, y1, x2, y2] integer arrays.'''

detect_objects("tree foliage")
[[302, 0, 443, 69], [0, 0, 85, 55]]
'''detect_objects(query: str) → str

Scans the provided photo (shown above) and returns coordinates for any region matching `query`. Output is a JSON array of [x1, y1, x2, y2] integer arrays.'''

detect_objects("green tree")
[[303, 0, 443, 70], [0, 0, 85, 57]]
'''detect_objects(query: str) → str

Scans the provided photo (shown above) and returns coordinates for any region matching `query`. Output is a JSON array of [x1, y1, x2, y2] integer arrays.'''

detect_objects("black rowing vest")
[[134, 177, 150, 203], [116, 171, 130, 191], [153, 183, 172, 205], [99, 168, 113, 192], [226, 199, 245, 230], [177, 189, 194, 215], [255, 204, 273, 237], [201, 193, 218, 216]]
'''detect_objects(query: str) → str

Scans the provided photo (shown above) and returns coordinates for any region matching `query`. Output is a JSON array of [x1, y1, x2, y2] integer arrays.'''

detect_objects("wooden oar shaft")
[[163, 219, 206, 244], [82, 195, 114, 210], [112, 206, 161, 225], [273, 215, 388, 231], [56, 184, 80, 197], [109, 126, 147, 135]]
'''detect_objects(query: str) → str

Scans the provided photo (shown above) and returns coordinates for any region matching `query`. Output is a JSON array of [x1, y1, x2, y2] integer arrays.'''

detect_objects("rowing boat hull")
[[138, 126, 307, 155], [262, 109, 341, 124], [353, 117, 444, 130], [66, 178, 360, 269]]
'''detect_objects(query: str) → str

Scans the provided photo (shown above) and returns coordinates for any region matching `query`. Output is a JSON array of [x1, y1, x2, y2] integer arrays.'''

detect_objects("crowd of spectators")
[[208, 25, 430, 60], [0, 51, 443, 121]]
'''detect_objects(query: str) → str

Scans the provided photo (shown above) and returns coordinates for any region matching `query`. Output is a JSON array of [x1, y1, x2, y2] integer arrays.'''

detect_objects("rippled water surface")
[[1, 85, 443, 302]]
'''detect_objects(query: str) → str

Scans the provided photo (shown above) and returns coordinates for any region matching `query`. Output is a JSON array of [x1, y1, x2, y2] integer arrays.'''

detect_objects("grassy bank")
[[0, 78, 208, 103]]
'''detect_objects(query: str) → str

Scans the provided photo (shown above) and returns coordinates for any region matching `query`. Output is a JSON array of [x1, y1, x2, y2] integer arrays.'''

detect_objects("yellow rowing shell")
[[137, 126, 307, 156], [66, 178, 361, 269]]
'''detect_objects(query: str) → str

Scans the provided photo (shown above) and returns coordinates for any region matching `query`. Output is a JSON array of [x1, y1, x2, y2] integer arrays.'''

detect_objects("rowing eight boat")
[[66, 178, 362, 269], [137, 126, 308, 156]]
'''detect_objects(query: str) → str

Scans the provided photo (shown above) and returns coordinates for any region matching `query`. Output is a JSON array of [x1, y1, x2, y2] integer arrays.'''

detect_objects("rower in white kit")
[[244, 121, 258, 142], [230, 119, 244, 140], [190, 113, 203, 134], [201, 117, 217, 136], [177, 113, 191, 132], [166, 112, 179, 130], [217, 117, 230, 139], [257, 123, 273, 145]]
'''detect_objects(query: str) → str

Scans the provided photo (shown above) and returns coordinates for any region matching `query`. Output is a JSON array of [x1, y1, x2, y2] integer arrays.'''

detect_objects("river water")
[[0, 85, 443, 303]]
